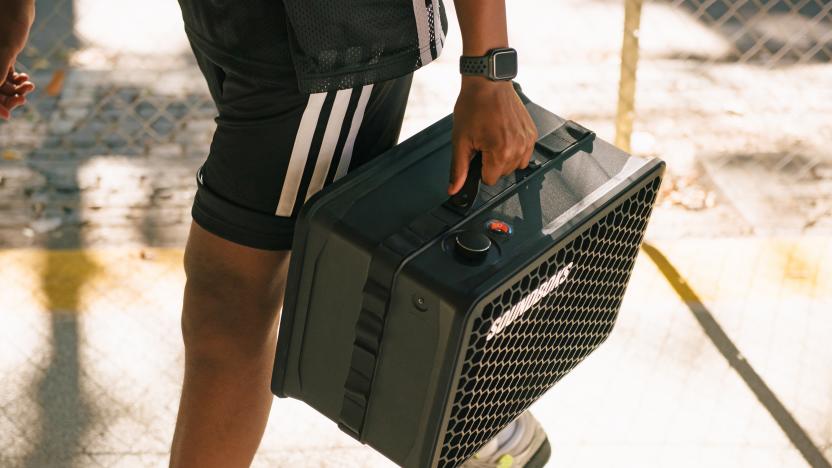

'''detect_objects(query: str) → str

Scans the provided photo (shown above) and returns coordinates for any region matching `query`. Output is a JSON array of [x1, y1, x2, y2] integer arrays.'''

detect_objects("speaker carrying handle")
[[445, 153, 484, 216], [444, 120, 596, 217]]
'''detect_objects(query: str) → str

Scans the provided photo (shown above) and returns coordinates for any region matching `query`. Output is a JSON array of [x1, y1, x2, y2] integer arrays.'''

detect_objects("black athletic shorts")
[[189, 42, 413, 250]]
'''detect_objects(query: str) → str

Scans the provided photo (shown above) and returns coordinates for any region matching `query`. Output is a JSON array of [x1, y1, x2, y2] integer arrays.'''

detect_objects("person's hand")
[[0, 0, 36, 120], [1, 69, 35, 119], [449, 78, 538, 195]]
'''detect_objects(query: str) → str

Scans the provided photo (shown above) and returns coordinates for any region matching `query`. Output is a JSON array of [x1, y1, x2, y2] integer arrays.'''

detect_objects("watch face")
[[493, 50, 518, 80]]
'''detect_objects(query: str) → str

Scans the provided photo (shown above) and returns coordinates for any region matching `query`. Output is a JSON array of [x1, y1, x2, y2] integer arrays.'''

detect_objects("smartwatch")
[[459, 47, 518, 81]]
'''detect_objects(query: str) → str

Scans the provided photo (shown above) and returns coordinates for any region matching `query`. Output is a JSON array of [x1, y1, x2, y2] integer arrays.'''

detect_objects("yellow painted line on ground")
[[643, 242, 832, 468], [649, 237, 832, 302], [0, 237, 830, 315], [0, 248, 185, 313]]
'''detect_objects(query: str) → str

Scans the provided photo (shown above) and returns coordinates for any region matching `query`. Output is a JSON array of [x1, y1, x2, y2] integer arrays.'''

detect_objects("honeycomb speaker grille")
[[437, 176, 661, 467]]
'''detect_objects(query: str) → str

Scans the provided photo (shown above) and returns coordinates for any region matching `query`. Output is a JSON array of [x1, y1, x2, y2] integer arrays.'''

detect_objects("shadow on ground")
[[6, 0, 214, 464]]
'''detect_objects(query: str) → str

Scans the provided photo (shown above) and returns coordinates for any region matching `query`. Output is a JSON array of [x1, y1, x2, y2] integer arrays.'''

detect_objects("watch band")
[[460, 56, 490, 76], [459, 47, 517, 81]]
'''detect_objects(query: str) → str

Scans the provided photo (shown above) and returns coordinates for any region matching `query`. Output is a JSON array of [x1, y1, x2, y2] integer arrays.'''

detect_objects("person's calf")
[[169, 222, 290, 468]]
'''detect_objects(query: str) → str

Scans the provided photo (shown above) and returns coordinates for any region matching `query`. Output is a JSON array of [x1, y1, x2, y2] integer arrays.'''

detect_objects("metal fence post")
[[615, 0, 644, 153]]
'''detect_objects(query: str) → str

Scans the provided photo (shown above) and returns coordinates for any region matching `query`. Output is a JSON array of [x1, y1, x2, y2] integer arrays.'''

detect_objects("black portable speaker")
[[272, 85, 664, 468]]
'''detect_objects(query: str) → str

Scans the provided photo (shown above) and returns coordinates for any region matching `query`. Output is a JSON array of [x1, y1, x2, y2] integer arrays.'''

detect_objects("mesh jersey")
[[178, 0, 448, 93]]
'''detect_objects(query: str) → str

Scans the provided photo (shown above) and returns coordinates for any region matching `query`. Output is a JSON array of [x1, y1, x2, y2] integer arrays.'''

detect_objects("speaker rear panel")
[[436, 175, 662, 467]]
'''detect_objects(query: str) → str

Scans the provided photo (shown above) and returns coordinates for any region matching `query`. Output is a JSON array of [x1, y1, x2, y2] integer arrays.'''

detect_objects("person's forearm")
[[0, 0, 35, 74], [454, 0, 509, 57], [0, 0, 35, 24]]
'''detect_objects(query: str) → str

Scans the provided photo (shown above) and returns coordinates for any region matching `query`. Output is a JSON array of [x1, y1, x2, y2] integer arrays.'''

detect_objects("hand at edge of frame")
[[0, 0, 36, 120]]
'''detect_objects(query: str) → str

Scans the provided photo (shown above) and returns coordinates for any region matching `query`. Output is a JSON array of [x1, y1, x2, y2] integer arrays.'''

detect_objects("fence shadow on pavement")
[[20, 250, 97, 468], [6, 0, 212, 464], [17, 0, 93, 464]]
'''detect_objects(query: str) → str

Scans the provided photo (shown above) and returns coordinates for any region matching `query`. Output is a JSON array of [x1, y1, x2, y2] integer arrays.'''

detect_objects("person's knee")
[[180, 225, 290, 361], [181, 259, 286, 361]]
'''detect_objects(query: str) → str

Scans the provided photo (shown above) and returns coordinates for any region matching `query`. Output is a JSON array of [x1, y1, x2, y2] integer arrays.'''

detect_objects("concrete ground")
[[2, 239, 830, 467], [1, 0, 831, 467]]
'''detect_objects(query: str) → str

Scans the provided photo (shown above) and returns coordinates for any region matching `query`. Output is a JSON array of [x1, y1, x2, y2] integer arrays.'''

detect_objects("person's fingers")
[[0, 79, 15, 95], [1, 93, 26, 110], [13, 75, 34, 93], [12, 72, 30, 84], [512, 152, 527, 172], [519, 140, 534, 170], [0, 104, 11, 120], [1, 91, 25, 104], [10, 95, 26, 109], [514, 117, 537, 170], [449, 138, 474, 195], [2, 67, 36, 96], [15, 81, 35, 96], [481, 150, 508, 186]]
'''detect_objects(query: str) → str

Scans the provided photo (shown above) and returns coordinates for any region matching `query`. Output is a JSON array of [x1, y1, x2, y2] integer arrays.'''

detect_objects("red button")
[[487, 220, 511, 235]]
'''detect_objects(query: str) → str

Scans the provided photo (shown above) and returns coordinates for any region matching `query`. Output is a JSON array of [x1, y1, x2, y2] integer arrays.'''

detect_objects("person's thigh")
[[190, 46, 414, 251]]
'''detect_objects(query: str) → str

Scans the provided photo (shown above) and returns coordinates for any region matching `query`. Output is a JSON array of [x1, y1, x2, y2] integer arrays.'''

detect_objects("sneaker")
[[461, 411, 551, 468]]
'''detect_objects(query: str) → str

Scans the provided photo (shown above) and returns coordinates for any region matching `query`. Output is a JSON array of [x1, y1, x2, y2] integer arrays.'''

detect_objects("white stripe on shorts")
[[334, 84, 374, 181], [276, 93, 327, 217], [304, 88, 353, 202]]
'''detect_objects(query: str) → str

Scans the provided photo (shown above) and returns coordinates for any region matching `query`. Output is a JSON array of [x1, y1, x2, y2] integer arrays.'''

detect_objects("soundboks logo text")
[[486, 262, 575, 341]]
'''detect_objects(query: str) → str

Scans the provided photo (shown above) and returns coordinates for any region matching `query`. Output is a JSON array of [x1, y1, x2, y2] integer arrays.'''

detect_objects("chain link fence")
[[1, 0, 830, 467], [667, 0, 832, 64], [633, 0, 832, 229]]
